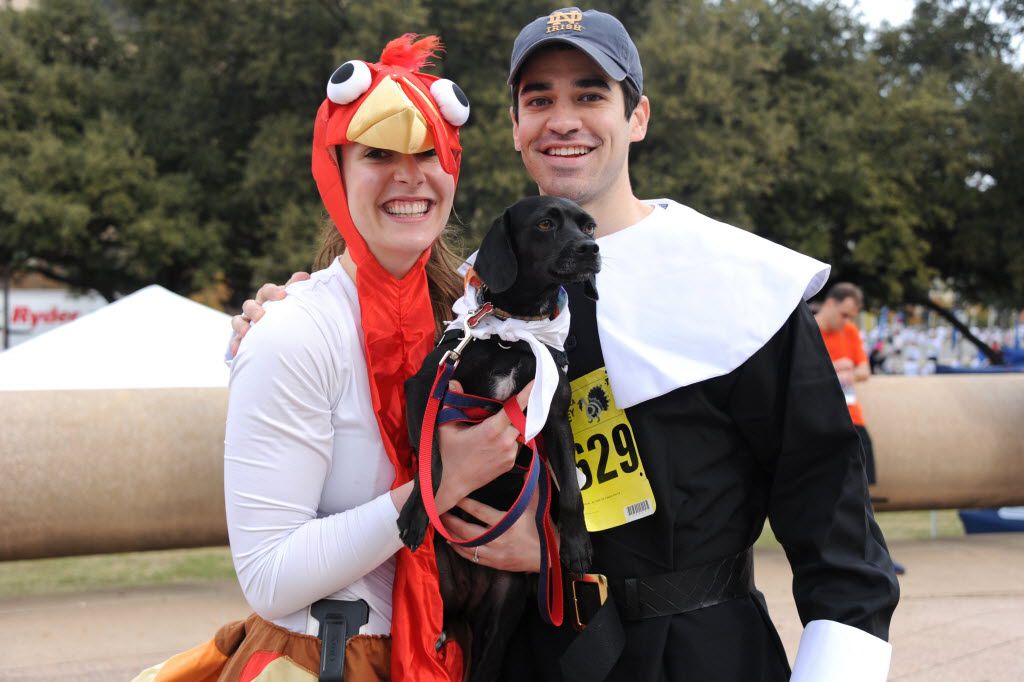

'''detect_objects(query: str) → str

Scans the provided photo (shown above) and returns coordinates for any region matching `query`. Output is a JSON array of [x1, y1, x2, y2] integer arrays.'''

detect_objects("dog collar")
[[486, 294, 567, 323], [446, 272, 570, 441], [463, 267, 568, 323]]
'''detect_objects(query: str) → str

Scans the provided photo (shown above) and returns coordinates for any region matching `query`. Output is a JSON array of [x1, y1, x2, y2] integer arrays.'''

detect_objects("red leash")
[[415, 328, 563, 626], [503, 399, 564, 628], [417, 358, 541, 547]]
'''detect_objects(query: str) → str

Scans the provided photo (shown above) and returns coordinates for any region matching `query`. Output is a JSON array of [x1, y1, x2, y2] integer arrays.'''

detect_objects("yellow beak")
[[347, 75, 434, 153]]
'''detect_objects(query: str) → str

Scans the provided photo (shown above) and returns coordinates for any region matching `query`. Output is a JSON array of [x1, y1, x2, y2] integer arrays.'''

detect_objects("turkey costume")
[[133, 35, 471, 682], [310, 33, 470, 682]]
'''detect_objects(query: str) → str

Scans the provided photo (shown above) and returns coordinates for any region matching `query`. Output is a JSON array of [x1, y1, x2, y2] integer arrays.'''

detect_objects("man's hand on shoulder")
[[229, 272, 310, 358]]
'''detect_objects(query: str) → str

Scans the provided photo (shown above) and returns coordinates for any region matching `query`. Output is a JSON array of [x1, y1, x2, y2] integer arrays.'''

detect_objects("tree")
[[3, 0, 1020, 329], [871, 0, 1024, 360], [114, 0, 431, 305], [0, 0, 220, 301]]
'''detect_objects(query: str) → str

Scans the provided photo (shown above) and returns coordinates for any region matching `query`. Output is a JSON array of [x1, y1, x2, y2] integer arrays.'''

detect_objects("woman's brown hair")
[[312, 218, 464, 336]]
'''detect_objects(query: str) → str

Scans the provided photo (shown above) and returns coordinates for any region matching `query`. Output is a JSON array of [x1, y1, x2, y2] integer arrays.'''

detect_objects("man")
[[233, 8, 898, 681], [815, 282, 906, 576], [814, 283, 874, 481]]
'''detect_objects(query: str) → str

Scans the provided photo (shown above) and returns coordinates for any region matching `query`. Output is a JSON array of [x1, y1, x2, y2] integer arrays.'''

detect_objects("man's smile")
[[542, 145, 594, 157]]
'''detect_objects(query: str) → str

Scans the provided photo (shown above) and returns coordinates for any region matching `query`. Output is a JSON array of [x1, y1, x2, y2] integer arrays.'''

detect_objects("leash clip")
[[439, 317, 474, 367], [438, 303, 494, 367]]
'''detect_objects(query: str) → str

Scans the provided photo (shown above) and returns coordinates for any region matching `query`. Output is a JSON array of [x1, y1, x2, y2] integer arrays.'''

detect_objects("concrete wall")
[[860, 374, 1024, 511], [1, 375, 1022, 560], [1, 389, 229, 561]]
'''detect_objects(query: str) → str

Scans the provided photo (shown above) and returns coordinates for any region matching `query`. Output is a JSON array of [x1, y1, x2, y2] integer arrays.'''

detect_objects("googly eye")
[[430, 78, 470, 126], [326, 60, 372, 105]]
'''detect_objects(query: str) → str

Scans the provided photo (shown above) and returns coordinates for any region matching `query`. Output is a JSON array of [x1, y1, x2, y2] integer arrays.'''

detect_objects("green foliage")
[[0, 0, 219, 300], [1, 0, 1021, 308], [873, 0, 1024, 305], [634, 0, 1023, 305], [113, 0, 432, 303]]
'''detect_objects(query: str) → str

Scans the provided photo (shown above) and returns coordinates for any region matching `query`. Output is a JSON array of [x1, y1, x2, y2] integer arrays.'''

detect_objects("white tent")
[[0, 285, 231, 391]]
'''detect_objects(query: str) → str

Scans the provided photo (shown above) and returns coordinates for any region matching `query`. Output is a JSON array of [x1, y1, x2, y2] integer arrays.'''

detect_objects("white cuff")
[[791, 620, 892, 682]]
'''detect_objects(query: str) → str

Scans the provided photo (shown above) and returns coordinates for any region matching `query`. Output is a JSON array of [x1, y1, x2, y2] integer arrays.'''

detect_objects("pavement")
[[757, 535, 1024, 681], [1, 534, 1022, 681]]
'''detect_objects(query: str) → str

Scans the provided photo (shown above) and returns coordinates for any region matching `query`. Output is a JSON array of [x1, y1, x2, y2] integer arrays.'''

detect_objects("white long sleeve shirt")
[[224, 258, 403, 635]]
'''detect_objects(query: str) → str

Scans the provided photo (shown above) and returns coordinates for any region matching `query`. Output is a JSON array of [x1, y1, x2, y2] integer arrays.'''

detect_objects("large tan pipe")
[[861, 375, 1024, 511], [1, 376, 1022, 561], [1, 389, 229, 561]]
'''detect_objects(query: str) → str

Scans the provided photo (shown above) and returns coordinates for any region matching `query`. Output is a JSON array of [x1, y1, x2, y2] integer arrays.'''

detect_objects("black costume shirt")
[[504, 284, 899, 682]]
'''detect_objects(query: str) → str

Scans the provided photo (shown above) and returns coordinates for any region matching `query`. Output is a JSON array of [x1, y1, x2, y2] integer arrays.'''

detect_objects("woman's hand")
[[434, 380, 533, 513], [441, 495, 557, 573]]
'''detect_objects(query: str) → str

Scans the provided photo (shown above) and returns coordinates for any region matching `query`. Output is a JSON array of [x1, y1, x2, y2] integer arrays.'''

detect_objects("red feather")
[[379, 33, 444, 71]]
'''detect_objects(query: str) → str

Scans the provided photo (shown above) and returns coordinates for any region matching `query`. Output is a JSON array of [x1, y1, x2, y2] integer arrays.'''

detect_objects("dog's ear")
[[474, 208, 518, 293], [583, 274, 599, 301]]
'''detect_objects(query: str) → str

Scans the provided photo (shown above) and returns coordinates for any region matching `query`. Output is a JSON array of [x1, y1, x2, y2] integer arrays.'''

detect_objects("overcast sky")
[[847, 0, 917, 28]]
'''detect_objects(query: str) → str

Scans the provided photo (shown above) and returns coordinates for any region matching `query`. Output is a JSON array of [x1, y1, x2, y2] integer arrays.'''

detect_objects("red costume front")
[[311, 35, 466, 681]]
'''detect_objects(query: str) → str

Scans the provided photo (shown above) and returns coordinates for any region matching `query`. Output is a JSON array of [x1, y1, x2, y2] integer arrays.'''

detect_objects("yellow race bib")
[[568, 367, 655, 531]]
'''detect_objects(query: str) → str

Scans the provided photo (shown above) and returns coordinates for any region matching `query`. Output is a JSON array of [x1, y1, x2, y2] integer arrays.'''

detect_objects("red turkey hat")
[[311, 35, 469, 681]]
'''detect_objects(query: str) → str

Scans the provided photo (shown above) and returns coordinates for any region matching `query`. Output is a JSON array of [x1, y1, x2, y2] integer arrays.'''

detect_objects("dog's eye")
[[583, 222, 597, 236], [537, 219, 555, 232], [326, 60, 372, 105]]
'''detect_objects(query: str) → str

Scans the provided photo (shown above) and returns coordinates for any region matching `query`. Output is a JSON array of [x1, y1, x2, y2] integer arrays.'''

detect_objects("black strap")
[[560, 549, 754, 682], [438, 328, 463, 346], [310, 599, 369, 682], [559, 596, 625, 682], [319, 615, 348, 682]]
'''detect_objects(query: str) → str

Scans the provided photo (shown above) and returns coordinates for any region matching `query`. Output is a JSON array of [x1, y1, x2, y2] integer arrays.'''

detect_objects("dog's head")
[[474, 196, 601, 303]]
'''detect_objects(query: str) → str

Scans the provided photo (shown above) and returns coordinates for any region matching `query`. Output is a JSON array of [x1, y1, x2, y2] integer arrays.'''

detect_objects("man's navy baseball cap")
[[508, 7, 643, 94]]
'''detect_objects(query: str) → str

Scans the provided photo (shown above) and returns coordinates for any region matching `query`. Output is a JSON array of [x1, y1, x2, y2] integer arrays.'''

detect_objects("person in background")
[[816, 281, 906, 575]]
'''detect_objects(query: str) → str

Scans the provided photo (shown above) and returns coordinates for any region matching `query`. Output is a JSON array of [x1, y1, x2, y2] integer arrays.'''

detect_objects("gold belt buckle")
[[570, 573, 608, 631]]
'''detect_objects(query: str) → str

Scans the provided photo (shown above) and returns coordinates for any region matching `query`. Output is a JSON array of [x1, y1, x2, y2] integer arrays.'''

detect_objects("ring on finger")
[[473, 547, 480, 563]]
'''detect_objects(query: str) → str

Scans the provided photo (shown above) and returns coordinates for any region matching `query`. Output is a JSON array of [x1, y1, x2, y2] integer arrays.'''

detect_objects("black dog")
[[397, 196, 599, 681]]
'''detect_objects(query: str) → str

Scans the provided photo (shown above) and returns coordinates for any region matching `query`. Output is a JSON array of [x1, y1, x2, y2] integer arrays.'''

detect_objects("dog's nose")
[[574, 241, 599, 256]]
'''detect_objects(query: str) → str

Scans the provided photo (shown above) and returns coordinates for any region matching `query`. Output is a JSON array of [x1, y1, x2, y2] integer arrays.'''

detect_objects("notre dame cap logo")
[[546, 9, 583, 33]]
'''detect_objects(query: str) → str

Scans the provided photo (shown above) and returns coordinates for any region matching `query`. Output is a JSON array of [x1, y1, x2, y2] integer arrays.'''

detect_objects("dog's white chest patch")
[[490, 369, 518, 402]]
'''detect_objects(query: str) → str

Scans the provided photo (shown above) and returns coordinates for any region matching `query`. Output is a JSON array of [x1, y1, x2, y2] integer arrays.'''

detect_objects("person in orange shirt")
[[815, 283, 872, 472], [816, 282, 905, 574]]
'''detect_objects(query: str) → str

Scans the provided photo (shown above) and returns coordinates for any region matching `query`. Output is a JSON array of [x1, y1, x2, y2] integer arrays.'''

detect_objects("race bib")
[[568, 367, 656, 531]]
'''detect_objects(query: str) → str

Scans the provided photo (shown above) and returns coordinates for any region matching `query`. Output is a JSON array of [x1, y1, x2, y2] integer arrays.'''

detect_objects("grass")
[[0, 511, 967, 598], [0, 546, 236, 599], [755, 509, 966, 548]]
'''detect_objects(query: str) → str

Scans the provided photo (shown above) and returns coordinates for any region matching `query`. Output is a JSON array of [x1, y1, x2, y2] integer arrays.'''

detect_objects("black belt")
[[611, 547, 754, 620], [561, 548, 755, 682]]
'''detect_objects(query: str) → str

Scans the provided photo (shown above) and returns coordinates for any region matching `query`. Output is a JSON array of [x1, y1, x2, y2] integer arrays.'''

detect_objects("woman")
[[134, 35, 525, 682]]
